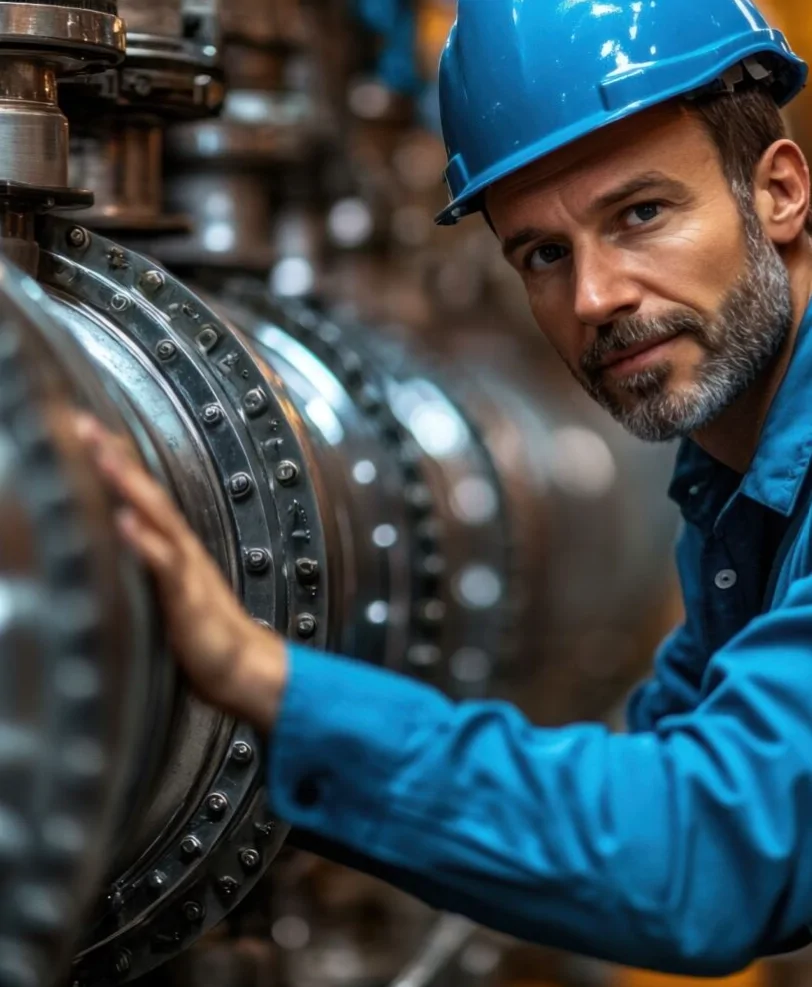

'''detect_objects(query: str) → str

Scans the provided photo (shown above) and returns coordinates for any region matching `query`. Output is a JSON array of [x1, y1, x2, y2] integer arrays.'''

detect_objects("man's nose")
[[573, 246, 642, 327]]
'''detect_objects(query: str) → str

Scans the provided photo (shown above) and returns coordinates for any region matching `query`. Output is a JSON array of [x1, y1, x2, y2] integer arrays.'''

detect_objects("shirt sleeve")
[[268, 571, 812, 977], [626, 521, 708, 732]]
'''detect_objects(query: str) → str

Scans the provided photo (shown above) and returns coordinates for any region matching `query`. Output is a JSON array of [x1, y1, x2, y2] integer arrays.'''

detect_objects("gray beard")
[[575, 208, 795, 443]]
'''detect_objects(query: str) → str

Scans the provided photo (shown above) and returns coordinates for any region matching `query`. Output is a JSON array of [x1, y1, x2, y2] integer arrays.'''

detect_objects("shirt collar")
[[669, 298, 812, 524]]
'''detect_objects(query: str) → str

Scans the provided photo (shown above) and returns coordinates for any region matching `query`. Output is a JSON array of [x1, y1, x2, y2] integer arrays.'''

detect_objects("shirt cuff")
[[268, 644, 451, 850]]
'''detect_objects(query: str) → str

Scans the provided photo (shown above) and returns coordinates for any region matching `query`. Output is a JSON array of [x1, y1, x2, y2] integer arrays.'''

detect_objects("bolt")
[[243, 387, 268, 417], [156, 340, 177, 361], [420, 554, 445, 578], [405, 483, 433, 515], [296, 613, 317, 639], [202, 403, 223, 426], [139, 269, 164, 292], [147, 869, 168, 892], [107, 890, 124, 914], [110, 293, 130, 312], [239, 848, 261, 870], [217, 876, 239, 896], [183, 900, 204, 923], [229, 472, 253, 500], [244, 548, 270, 574], [206, 792, 228, 818], [275, 461, 299, 486], [295, 558, 320, 585], [67, 227, 89, 249], [180, 835, 202, 859], [340, 352, 363, 386], [231, 741, 253, 764], [196, 325, 219, 352], [114, 950, 131, 976]]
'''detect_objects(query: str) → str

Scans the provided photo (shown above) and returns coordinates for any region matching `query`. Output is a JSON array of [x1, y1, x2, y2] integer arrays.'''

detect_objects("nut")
[[156, 340, 177, 361], [296, 613, 317, 639], [275, 461, 299, 486], [231, 741, 253, 764]]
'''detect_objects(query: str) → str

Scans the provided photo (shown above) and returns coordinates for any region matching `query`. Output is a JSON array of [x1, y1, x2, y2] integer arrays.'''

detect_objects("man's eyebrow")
[[591, 171, 689, 212], [500, 172, 690, 261]]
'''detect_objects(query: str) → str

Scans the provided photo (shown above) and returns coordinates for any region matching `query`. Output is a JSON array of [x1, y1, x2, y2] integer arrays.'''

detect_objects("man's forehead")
[[487, 103, 714, 219]]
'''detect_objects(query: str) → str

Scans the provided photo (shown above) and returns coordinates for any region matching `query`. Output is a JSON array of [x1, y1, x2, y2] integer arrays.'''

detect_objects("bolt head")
[[244, 548, 270, 574], [275, 460, 299, 486], [243, 387, 268, 417], [229, 472, 252, 499], [147, 869, 168, 892], [217, 876, 239, 896], [206, 792, 228, 817], [183, 900, 204, 923], [140, 269, 165, 292], [180, 835, 202, 859], [231, 741, 253, 764], [156, 340, 177, 361], [239, 848, 261, 870], [295, 558, 320, 585], [296, 613, 317, 639], [202, 404, 223, 426], [67, 227, 88, 248], [114, 950, 131, 975]]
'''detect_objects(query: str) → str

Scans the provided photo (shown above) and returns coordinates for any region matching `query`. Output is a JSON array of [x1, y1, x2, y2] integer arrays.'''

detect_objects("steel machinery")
[[0, 0, 681, 985]]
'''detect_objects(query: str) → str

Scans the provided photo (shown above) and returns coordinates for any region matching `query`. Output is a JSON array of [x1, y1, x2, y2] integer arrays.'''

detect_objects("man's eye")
[[526, 243, 568, 271], [626, 202, 663, 227]]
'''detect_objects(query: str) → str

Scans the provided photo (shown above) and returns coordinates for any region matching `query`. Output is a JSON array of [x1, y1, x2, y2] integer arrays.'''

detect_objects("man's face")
[[486, 104, 794, 442]]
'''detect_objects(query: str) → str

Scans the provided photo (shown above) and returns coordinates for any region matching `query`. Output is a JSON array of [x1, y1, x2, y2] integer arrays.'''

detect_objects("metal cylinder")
[[0, 59, 66, 187]]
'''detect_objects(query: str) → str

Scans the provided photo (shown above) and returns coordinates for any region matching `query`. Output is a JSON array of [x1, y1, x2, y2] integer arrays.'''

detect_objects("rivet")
[[110, 293, 130, 312], [183, 900, 204, 923], [231, 741, 253, 764], [317, 322, 341, 344], [217, 875, 239, 896], [243, 387, 268, 418], [340, 352, 363, 385], [229, 472, 253, 500], [156, 340, 177, 361], [196, 324, 219, 352], [239, 848, 260, 870], [358, 385, 382, 412], [201, 403, 223, 426], [139, 269, 165, 292], [206, 792, 228, 818], [296, 613, 317, 639], [295, 558, 320, 585], [275, 461, 299, 486], [180, 835, 202, 859], [420, 554, 445, 578], [67, 226, 89, 249], [147, 869, 168, 892], [244, 548, 270, 574], [114, 950, 131, 976]]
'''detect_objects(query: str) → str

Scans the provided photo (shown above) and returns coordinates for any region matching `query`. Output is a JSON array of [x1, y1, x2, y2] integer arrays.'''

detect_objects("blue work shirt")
[[268, 298, 812, 976]]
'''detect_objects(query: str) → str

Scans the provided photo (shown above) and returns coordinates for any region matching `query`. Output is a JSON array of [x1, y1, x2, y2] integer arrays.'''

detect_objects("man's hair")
[[688, 86, 812, 235]]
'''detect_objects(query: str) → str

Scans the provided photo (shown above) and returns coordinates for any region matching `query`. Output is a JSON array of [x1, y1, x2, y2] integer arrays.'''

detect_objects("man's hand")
[[75, 414, 288, 735]]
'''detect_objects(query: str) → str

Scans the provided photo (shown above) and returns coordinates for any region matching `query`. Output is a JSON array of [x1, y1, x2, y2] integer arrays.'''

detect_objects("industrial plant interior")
[[0, 0, 809, 985]]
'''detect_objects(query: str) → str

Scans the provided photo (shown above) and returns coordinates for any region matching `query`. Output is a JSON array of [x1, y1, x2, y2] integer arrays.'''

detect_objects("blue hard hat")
[[436, 0, 808, 226]]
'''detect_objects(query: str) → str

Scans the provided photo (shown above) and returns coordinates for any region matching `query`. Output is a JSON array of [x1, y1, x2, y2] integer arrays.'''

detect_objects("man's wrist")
[[227, 628, 289, 734]]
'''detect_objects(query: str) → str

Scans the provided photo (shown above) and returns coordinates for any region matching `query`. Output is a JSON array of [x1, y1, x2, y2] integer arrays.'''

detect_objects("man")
[[76, 0, 812, 975]]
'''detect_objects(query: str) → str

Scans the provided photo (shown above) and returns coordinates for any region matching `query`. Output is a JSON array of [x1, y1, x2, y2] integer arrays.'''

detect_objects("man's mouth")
[[599, 332, 682, 377]]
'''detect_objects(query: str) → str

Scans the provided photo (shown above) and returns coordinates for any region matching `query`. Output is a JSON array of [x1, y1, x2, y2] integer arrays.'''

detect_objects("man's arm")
[[78, 416, 812, 976]]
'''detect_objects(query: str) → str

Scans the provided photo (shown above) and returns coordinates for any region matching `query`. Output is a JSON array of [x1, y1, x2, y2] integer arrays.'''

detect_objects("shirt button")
[[294, 774, 325, 808], [714, 569, 738, 590]]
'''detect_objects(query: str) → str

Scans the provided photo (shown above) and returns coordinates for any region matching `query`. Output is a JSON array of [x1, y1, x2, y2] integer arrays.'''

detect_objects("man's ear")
[[753, 139, 810, 245]]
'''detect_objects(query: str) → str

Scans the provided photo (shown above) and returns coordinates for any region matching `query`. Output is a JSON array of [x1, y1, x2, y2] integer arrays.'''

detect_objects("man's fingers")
[[116, 509, 179, 578]]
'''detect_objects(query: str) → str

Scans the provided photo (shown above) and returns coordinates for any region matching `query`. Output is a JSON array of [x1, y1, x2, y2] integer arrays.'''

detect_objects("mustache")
[[580, 310, 714, 376]]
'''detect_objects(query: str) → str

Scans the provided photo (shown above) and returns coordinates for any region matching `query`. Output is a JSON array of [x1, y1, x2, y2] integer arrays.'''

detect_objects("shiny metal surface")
[[0, 256, 155, 987], [0, 60, 66, 188], [0, 3, 124, 65], [119, 0, 182, 37]]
